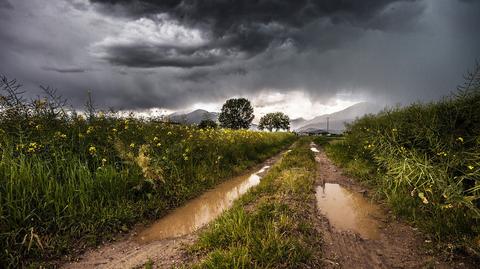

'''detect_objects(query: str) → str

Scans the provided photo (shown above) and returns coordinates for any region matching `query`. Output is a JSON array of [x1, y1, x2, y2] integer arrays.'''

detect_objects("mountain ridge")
[[296, 102, 383, 132], [166, 102, 383, 132]]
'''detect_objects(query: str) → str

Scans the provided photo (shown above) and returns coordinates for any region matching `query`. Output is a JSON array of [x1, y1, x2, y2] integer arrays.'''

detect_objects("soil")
[[311, 143, 476, 269], [61, 153, 283, 269], [61, 144, 478, 269]]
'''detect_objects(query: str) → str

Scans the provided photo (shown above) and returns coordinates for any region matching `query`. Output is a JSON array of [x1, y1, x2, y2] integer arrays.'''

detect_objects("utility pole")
[[326, 117, 329, 133]]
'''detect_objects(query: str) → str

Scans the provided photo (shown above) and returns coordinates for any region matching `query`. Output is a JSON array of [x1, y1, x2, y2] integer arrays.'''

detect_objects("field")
[[0, 80, 295, 267], [324, 75, 480, 254], [2, 69, 480, 267]]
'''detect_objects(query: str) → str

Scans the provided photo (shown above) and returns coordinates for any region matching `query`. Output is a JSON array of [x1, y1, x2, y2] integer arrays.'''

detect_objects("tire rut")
[[311, 143, 471, 269]]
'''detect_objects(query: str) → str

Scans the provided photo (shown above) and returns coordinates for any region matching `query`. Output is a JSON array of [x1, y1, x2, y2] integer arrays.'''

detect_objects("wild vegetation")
[[198, 118, 218, 129], [218, 98, 255, 129], [258, 112, 290, 132], [189, 138, 322, 268], [0, 75, 295, 267], [324, 65, 480, 256]]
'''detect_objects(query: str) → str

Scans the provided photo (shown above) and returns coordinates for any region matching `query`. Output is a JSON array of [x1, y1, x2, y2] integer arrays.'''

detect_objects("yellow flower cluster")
[[89, 146, 97, 156], [436, 151, 447, 157], [54, 131, 67, 139], [27, 142, 39, 153]]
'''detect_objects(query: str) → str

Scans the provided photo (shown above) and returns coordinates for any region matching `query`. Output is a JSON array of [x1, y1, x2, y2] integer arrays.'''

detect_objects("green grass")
[[189, 138, 322, 268], [0, 79, 297, 267], [323, 68, 480, 256]]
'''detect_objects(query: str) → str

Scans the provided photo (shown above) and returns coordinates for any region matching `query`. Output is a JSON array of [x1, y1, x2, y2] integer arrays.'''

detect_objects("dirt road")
[[63, 144, 476, 268], [62, 153, 283, 269], [311, 144, 474, 269]]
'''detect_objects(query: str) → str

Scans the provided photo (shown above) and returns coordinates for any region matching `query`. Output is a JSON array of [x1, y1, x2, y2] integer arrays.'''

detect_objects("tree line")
[[199, 97, 290, 131]]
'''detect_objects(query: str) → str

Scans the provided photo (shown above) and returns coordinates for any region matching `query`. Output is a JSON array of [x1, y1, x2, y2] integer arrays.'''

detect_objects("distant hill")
[[167, 109, 218, 124], [290, 117, 306, 129], [296, 102, 383, 133], [166, 102, 382, 132]]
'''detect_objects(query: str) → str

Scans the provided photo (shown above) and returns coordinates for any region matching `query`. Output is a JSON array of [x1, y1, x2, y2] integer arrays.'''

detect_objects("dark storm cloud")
[[98, 44, 232, 68], [90, 0, 413, 68], [0, 0, 13, 10], [0, 0, 479, 113]]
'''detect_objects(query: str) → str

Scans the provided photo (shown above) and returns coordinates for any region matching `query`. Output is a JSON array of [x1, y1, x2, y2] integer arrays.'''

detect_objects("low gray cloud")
[[0, 0, 13, 10], [42, 66, 91, 73], [96, 44, 232, 68]]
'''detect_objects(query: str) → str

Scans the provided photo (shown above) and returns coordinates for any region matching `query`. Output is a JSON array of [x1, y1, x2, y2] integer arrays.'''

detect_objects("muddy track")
[[312, 144, 474, 269], [62, 152, 284, 269]]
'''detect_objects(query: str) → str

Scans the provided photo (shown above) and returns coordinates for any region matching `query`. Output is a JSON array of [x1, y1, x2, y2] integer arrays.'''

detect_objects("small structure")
[[297, 128, 330, 136]]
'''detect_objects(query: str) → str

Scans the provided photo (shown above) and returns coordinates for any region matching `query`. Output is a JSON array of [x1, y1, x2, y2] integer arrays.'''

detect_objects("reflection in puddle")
[[310, 147, 319, 153], [137, 166, 271, 243], [316, 183, 381, 239]]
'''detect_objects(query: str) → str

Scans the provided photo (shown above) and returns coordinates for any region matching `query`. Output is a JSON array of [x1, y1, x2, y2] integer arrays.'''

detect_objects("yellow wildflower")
[[55, 131, 67, 139], [467, 165, 474, 170], [153, 136, 159, 142], [89, 146, 97, 155], [437, 151, 447, 157], [101, 158, 107, 166], [457, 137, 464, 143], [418, 192, 428, 204], [86, 126, 94, 134], [130, 143, 135, 148], [16, 144, 25, 151], [27, 142, 39, 153]]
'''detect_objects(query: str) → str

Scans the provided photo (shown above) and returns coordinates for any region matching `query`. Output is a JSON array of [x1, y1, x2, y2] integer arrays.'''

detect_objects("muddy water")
[[137, 165, 272, 243], [316, 183, 382, 239]]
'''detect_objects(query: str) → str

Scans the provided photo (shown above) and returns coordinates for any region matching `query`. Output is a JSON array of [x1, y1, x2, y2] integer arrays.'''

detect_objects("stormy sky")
[[0, 0, 479, 119]]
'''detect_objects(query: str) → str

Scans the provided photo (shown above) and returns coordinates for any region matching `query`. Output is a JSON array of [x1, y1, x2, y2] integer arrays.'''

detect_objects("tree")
[[258, 112, 290, 131], [198, 119, 218, 129], [218, 98, 254, 129]]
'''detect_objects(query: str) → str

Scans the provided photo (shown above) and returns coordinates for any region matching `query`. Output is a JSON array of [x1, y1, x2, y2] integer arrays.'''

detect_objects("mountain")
[[296, 102, 383, 133], [290, 117, 306, 129], [167, 109, 219, 124], [166, 102, 382, 131]]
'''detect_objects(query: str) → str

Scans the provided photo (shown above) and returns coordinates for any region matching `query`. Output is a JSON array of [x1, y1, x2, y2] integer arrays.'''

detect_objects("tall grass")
[[325, 65, 480, 253], [190, 138, 322, 268], [0, 76, 296, 267]]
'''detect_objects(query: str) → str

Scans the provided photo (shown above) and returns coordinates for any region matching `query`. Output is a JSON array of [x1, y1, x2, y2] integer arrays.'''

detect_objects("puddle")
[[310, 147, 319, 153], [137, 165, 271, 243], [316, 183, 381, 239]]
